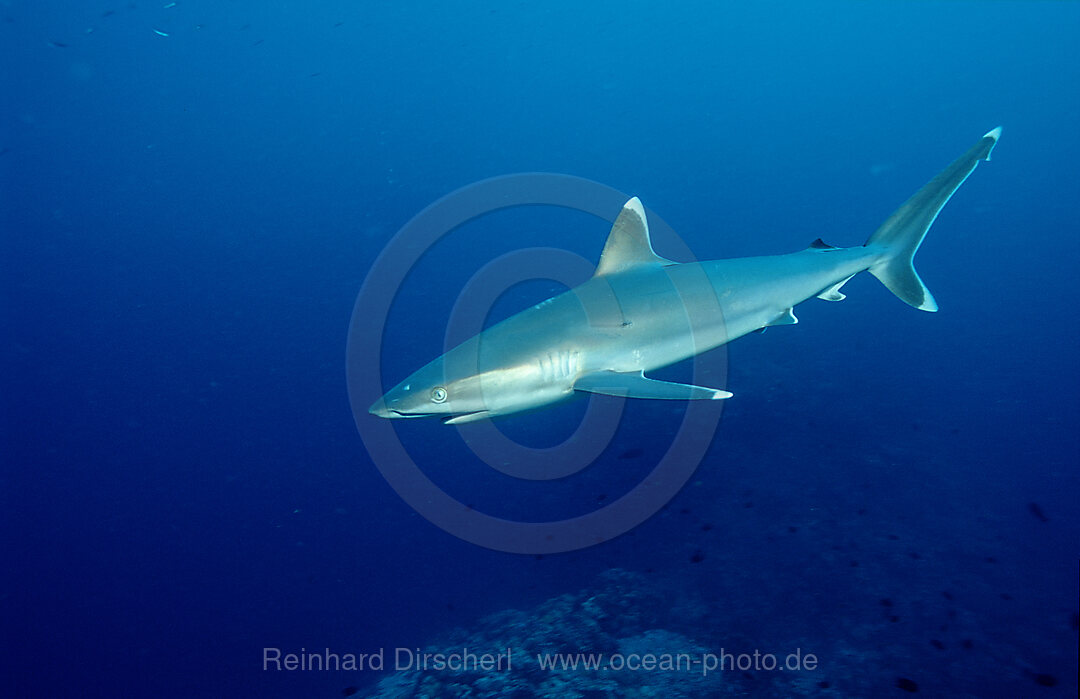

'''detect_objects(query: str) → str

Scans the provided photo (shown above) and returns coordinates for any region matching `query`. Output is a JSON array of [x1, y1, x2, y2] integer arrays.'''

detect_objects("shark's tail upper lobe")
[[864, 127, 1001, 311]]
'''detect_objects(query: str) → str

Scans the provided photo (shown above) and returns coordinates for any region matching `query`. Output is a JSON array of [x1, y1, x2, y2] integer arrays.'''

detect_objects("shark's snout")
[[368, 397, 396, 419], [369, 393, 437, 419]]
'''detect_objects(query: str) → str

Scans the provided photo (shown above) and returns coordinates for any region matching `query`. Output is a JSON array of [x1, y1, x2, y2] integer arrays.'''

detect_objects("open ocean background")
[[3, 1, 1078, 697]]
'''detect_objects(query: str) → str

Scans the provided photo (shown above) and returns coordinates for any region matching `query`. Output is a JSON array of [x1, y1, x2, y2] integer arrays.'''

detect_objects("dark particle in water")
[[895, 677, 919, 692], [1027, 502, 1049, 522]]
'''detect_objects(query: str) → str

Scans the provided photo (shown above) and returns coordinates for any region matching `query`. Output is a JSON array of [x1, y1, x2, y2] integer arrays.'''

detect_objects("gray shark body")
[[370, 128, 1000, 424]]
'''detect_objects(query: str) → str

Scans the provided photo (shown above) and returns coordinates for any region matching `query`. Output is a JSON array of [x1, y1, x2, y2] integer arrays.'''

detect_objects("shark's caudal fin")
[[865, 127, 1001, 311]]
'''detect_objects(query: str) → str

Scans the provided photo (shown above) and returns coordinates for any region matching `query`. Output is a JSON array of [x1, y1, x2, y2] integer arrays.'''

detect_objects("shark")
[[370, 128, 1000, 425]]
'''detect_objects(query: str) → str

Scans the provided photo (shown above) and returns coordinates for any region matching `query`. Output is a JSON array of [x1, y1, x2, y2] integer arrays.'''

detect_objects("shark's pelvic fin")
[[767, 308, 799, 325], [574, 371, 732, 400], [594, 197, 674, 276], [865, 127, 1001, 312]]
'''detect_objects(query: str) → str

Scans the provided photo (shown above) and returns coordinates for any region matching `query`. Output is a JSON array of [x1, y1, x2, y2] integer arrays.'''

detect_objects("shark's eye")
[[430, 386, 448, 403]]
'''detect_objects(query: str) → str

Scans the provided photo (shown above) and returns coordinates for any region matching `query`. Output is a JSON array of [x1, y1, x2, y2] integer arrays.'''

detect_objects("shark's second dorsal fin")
[[594, 197, 673, 276]]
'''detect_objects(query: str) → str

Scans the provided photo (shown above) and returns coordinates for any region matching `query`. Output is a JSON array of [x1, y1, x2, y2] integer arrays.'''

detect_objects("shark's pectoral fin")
[[574, 371, 732, 400], [817, 274, 856, 302]]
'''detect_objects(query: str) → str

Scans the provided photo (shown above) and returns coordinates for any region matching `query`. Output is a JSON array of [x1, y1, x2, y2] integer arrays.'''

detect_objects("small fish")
[[152, 28, 169, 37], [164, 2, 177, 7], [48, 40, 70, 48], [617, 447, 644, 460], [1027, 502, 1049, 522]]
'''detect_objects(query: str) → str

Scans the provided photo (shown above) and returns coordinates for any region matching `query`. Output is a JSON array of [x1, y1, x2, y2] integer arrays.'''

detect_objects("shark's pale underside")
[[370, 128, 1000, 425]]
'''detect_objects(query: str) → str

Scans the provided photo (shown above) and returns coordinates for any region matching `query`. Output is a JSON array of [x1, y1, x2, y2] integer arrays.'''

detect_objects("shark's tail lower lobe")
[[864, 127, 1000, 312]]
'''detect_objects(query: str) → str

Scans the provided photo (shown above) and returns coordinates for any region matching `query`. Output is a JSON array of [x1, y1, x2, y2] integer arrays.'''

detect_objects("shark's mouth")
[[387, 409, 438, 419], [441, 411, 490, 425], [385, 409, 490, 424]]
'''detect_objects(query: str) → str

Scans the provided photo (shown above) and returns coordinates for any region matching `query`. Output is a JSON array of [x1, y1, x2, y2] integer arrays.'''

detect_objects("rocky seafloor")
[[353, 569, 872, 698]]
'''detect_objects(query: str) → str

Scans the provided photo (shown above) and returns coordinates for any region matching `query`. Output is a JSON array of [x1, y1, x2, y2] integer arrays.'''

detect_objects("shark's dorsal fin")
[[594, 197, 673, 276]]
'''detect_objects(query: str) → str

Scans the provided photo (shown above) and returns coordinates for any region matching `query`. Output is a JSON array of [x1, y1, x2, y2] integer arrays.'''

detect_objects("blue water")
[[3, 1, 1078, 697]]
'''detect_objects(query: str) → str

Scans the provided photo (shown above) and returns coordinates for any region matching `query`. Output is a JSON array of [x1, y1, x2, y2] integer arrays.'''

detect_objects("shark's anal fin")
[[574, 371, 732, 400], [817, 274, 856, 302]]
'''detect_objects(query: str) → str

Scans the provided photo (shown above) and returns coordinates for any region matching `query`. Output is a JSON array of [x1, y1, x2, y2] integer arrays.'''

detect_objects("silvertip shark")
[[370, 128, 1001, 425]]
